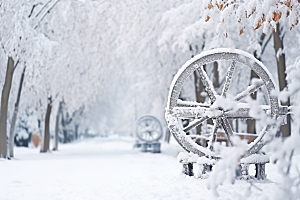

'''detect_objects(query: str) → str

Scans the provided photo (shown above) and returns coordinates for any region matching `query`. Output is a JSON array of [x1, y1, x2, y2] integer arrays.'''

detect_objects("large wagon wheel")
[[165, 48, 287, 159], [136, 115, 163, 142]]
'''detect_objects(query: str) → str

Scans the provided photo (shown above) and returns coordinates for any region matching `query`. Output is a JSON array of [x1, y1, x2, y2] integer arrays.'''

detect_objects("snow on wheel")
[[136, 116, 163, 142], [165, 48, 288, 159]]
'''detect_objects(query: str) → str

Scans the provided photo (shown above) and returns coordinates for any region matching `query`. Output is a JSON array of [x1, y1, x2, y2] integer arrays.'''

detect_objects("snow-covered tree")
[[0, 0, 56, 158]]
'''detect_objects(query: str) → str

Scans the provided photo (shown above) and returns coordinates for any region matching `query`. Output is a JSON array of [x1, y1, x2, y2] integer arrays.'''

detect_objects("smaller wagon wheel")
[[165, 49, 288, 159], [136, 116, 163, 142]]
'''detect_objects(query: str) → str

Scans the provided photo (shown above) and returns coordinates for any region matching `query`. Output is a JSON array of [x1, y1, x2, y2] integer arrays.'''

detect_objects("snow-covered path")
[[0, 136, 298, 200]]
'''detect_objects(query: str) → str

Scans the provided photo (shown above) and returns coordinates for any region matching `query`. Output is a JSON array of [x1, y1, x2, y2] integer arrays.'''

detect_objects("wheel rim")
[[136, 116, 163, 142], [165, 48, 279, 159]]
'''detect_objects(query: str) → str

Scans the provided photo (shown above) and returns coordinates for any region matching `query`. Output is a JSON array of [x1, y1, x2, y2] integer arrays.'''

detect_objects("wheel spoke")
[[144, 132, 148, 140], [177, 99, 210, 108], [141, 132, 146, 140], [152, 131, 159, 137], [183, 117, 209, 132], [173, 106, 222, 119], [208, 118, 221, 151], [221, 60, 236, 98], [219, 117, 234, 146], [234, 80, 264, 102], [149, 132, 153, 140], [224, 108, 253, 119], [149, 120, 155, 129], [147, 132, 151, 140], [196, 64, 217, 104], [224, 104, 270, 119], [187, 134, 208, 141], [223, 105, 288, 124]]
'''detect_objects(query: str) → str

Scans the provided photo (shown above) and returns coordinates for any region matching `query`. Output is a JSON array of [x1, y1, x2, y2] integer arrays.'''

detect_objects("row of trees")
[[13, 102, 83, 149], [0, 0, 118, 158]]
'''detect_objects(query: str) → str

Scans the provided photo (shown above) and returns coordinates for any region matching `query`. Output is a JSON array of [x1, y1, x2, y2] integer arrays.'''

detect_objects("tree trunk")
[[63, 129, 68, 143], [74, 124, 79, 140], [213, 62, 219, 88], [247, 70, 258, 134], [247, 33, 268, 134], [165, 129, 170, 143], [53, 101, 62, 151], [61, 111, 68, 143], [60, 105, 73, 143], [0, 57, 14, 158], [41, 97, 52, 152], [273, 23, 291, 137], [60, 103, 67, 143], [8, 66, 26, 158], [39, 114, 44, 152]]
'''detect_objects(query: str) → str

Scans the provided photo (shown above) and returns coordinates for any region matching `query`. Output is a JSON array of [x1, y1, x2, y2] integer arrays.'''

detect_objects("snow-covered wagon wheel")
[[165, 48, 288, 159], [136, 116, 163, 142]]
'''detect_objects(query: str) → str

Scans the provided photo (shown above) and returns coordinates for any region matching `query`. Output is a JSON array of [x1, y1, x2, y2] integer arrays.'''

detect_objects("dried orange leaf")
[[291, 21, 299, 30], [239, 28, 244, 35], [285, 0, 291, 7], [272, 12, 282, 22], [205, 15, 210, 22], [216, 3, 223, 10], [247, 8, 256, 18], [208, 3, 213, 9], [254, 19, 263, 30]]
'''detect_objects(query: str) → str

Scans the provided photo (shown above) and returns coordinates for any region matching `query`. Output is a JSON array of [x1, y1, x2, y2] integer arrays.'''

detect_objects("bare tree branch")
[[34, 0, 61, 29], [28, 3, 42, 18]]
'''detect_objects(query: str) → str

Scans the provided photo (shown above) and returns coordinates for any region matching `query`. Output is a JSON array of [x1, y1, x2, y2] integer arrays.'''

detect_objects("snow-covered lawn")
[[1, 135, 299, 200]]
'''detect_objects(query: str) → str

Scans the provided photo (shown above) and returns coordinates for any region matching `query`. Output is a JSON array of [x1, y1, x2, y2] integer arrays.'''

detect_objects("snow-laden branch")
[[204, 0, 300, 35]]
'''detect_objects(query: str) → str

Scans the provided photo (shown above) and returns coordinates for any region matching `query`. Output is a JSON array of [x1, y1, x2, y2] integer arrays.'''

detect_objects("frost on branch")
[[204, 0, 300, 34]]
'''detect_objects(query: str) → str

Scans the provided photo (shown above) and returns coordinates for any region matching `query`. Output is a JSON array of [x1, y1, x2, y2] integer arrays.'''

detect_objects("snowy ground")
[[1, 135, 300, 200]]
